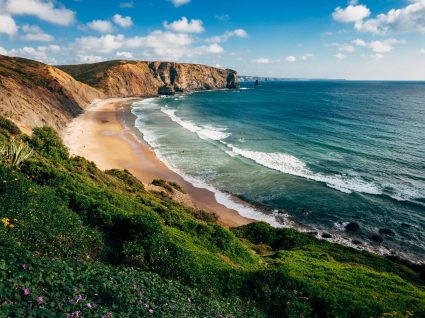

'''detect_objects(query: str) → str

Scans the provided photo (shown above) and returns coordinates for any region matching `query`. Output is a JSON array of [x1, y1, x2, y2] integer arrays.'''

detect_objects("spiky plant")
[[6, 139, 34, 167], [0, 144, 6, 162]]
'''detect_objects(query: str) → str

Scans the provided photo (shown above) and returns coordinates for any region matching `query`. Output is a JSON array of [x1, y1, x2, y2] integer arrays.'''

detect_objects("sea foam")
[[161, 108, 231, 141], [227, 144, 383, 196]]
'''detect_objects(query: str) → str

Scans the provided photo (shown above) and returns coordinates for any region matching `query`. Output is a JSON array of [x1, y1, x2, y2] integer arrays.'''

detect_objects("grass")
[[0, 120, 423, 317]]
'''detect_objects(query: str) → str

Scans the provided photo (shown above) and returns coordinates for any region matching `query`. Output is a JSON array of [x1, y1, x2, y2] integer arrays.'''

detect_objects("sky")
[[1, 0, 425, 79]]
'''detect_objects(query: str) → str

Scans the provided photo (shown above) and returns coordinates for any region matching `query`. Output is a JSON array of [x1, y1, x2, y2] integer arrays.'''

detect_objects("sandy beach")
[[62, 98, 253, 227]]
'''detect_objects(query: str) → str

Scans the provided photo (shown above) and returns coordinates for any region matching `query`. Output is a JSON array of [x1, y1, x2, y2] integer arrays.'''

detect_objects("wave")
[[227, 144, 383, 195], [161, 108, 231, 141]]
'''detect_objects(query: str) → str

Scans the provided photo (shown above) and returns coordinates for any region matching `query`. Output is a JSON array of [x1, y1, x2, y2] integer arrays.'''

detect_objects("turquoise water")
[[131, 81, 425, 262]]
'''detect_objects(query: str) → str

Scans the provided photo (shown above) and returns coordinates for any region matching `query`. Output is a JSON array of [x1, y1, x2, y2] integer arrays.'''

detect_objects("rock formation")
[[58, 60, 240, 97]]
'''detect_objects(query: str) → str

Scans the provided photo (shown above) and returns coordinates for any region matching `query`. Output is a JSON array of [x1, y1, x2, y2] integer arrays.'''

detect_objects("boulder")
[[158, 84, 175, 95], [371, 234, 384, 243], [322, 233, 333, 239], [345, 222, 360, 232], [226, 70, 240, 89]]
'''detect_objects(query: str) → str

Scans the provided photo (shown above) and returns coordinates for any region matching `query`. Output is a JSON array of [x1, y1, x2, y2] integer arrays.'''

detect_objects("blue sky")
[[1, 0, 425, 79]]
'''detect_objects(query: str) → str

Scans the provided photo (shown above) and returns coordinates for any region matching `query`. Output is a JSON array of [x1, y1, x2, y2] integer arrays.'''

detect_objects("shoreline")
[[62, 98, 254, 227], [61, 98, 422, 264]]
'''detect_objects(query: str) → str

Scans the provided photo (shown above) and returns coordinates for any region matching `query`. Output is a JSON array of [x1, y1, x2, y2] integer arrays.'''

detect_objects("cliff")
[[0, 55, 104, 134], [0, 56, 239, 133], [58, 60, 239, 97]]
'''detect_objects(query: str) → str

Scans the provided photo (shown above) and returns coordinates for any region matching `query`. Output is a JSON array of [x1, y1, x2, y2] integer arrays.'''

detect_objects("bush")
[[28, 127, 69, 163], [0, 116, 21, 135]]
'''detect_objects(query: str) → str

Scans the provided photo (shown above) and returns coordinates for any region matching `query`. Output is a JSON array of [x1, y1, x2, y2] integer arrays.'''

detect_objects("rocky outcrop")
[[0, 55, 104, 133], [58, 60, 240, 97]]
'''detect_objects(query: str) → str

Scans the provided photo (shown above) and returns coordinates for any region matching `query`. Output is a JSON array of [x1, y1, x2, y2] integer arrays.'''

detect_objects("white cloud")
[[171, 0, 191, 7], [113, 14, 133, 28], [87, 20, 115, 34], [164, 17, 204, 34], [0, 14, 18, 35], [332, 4, 370, 23], [352, 38, 366, 46], [0, 46, 8, 55], [337, 0, 425, 34], [21, 24, 53, 42], [199, 43, 223, 54], [116, 51, 134, 59], [207, 29, 248, 43], [300, 53, 314, 60], [78, 54, 105, 63], [420, 48, 425, 54], [285, 56, 297, 62], [251, 58, 280, 64], [338, 44, 355, 52], [8, 44, 62, 64], [335, 53, 345, 59], [3, 0, 75, 26], [352, 38, 403, 53]]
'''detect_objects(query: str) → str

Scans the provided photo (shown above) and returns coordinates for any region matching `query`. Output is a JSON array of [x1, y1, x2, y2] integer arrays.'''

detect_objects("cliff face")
[[0, 55, 104, 133], [58, 60, 240, 97], [0, 56, 239, 133]]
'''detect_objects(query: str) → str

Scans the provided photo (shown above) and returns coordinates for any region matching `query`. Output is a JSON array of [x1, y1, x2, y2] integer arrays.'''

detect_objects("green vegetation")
[[0, 119, 424, 317]]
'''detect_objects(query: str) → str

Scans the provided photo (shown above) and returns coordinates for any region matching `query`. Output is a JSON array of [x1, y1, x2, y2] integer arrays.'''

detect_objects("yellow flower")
[[1, 217, 10, 227]]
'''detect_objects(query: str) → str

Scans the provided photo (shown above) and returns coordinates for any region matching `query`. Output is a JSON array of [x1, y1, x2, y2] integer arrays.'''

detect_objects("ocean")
[[130, 81, 425, 263]]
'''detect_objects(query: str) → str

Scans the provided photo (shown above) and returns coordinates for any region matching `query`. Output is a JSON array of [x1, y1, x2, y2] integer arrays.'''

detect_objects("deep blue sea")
[[131, 81, 425, 262]]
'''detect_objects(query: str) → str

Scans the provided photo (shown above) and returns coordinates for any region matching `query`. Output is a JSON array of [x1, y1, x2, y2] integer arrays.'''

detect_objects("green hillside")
[[0, 119, 424, 317]]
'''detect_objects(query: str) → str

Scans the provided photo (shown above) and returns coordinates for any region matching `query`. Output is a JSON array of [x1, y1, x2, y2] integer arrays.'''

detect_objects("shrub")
[[28, 127, 69, 163], [0, 116, 21, 135]]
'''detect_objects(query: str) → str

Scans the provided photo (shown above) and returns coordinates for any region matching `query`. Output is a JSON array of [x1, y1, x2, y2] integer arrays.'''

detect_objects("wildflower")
[[15, 284, 21, 290], [187, 297, 192, 304], [23, 288, 31, 296], [87, 303, 93, 309], [1, 217, 10, 227], [76, 294, 83, 303], [149, 308, 154, 314], [37, 296, 44, 305], [22, 264, 27, 270], [68, 298, 74, 305]]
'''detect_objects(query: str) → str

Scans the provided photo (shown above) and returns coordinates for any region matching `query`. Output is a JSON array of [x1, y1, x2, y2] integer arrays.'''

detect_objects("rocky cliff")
[[0, 55, 104, 133], [58, 60, 239, 97], [0, 56, 239, 133]]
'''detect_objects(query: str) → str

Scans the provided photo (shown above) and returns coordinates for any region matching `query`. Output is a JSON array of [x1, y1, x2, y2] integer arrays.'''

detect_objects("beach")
[[61, 98, 253, 227]]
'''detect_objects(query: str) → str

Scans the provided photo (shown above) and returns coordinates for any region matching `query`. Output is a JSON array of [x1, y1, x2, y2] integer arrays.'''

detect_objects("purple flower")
[[66, 311, 81, 318], [87, 303, 93, 309], [144, 304, 149, 308], [101, 312, 113, 318], [149, 308, 154, 314], [15, 284, 21, 290], [68, 298, 75, 305], [37, 296, 44, 305], [23, 288, 31, 296], [22, 264, 27, 270], [76, 294, 83, 303]]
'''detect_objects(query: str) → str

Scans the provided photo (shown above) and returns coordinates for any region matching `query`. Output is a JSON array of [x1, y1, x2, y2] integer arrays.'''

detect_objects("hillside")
[[58, 60, 239, 97], [0, 122, 424, 317], [0, 55, 104, 134]]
